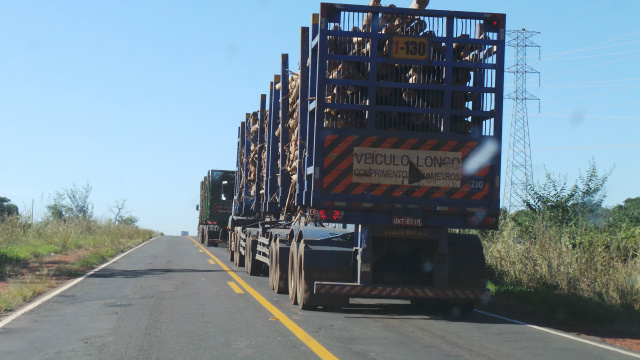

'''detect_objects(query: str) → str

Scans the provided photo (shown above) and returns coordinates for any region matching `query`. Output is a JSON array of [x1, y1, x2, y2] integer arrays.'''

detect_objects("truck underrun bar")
[[315, 282, 489, 301]]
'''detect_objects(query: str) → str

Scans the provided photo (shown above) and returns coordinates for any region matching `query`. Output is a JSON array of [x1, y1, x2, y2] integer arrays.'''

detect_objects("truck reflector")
[[314, 209, 344, 221]]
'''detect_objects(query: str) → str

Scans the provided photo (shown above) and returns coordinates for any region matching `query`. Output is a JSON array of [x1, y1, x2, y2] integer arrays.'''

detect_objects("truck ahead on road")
[[198, 170, 235, 247], [226, 2, 505, 312]]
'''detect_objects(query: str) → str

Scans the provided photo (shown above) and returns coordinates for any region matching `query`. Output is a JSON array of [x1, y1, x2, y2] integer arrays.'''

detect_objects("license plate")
[[392, 216, 423, 226]]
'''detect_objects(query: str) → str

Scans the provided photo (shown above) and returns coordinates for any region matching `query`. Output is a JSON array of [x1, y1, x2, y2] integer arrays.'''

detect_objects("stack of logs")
[[259, 109, 269, 199], [272, 73, 302, 214], [245, 111, 260, 198], [324, 1, 490, 133], [284, 73, 300, 184], [241, 1, 493, 208]]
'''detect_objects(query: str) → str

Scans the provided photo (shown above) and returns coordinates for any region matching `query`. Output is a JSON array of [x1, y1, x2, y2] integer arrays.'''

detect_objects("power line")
[[544, 84, 640, 105], [543, 78, 640, 86], [543, 84, 639, 88], [540, 49, 640, 62], [531, 114, 640, 120], [535, 100, 640, 112], [544, 30, 640, 60], [543, 54, 640, 79], [507, 143, 640, 151]]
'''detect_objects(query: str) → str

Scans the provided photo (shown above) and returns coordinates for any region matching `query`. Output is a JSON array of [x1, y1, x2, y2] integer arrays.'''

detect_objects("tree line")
[[1, 182, 138, 225]]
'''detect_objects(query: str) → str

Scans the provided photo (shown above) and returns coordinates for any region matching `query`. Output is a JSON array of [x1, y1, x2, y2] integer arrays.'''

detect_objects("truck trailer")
[[227, 2, 505, 311], [198, 170, 235, 247]]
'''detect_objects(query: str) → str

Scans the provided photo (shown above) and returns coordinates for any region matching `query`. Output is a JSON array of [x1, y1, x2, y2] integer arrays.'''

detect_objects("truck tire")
[[207, 226, 219, 247], [228, 232, 234, 263], [274, 238, 288, 294], [268, 243, 275, 290], [247, 238, 260, 276], [454, 303, 475, 315], [233, 232, 238, 266], [447, 234, 485, 316], [448, 234, 486, 289], [233, 237, 239, 266], [410, 299, 436, 312], [288, 241, 298, 305], [234, 231, 243, 267], [236, 232, 245, 267], [297, 243, 318, 311], [245, 237, 251, 274]]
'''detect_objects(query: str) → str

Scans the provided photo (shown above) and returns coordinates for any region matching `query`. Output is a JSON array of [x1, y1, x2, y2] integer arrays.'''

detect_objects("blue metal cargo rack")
[[234, 3, 506, 230]]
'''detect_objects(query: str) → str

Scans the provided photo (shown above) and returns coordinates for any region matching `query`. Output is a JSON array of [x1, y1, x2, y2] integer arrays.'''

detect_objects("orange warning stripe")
[[324, 135, 356, 168], [322, 136, 492, 201]]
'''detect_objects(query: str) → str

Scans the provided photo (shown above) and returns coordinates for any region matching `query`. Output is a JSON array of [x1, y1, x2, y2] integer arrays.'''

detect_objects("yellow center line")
[[187, 236, 338, 360], [208, 259, 216, 265], [228, 282, 244, 293]]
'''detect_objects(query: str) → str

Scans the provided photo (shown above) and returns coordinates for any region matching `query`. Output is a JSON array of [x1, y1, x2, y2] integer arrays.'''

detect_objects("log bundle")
[[238, 3, 498, 210], [323, 3, 493, 133], [247, 111, 260, 197], [285, 73, 301, 181], [260, 109, 269, 198]]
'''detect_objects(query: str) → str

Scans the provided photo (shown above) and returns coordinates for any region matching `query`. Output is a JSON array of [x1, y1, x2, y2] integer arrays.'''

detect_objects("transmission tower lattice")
[[503, 29, 540, 212]]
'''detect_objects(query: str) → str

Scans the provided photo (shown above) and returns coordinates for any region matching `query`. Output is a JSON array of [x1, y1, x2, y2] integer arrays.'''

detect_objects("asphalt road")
[[0, 236, 637, 359]]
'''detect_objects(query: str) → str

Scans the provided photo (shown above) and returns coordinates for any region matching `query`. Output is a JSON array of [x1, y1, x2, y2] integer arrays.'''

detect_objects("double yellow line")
[[188, 237, 338, 360]]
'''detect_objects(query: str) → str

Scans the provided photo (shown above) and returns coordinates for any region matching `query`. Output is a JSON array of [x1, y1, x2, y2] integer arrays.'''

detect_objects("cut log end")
[[409, 0, 429, 9]]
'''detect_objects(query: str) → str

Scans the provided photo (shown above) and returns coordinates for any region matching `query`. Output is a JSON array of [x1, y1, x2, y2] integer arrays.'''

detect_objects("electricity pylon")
[[503, 29, 540, 212]]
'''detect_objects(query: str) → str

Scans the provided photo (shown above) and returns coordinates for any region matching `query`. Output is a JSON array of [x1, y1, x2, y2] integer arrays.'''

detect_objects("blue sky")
[[1, 0, 638, 235]]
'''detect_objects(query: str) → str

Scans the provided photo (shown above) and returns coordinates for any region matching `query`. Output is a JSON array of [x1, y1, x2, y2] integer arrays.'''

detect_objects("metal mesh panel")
[[319, 5, 502, 137]]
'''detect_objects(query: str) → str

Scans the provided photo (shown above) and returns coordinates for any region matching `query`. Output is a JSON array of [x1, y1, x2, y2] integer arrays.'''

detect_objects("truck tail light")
[[483, 14, 504, 33], [314, 209, 344, 221]]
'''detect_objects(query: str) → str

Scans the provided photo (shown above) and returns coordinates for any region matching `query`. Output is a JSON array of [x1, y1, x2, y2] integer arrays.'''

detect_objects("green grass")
[[75, 248, 117, 270], [0, 216, 159, 313], [0, 278, 51, 313], [478, 214, 640, 334]]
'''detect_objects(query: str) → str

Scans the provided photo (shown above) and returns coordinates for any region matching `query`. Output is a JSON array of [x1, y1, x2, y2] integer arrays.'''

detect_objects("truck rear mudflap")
[[314, 282, 489, 303]]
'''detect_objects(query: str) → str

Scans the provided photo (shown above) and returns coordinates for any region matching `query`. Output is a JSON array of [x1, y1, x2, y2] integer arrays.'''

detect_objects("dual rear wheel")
[[233, 230, 244, 267], [286, 241, 319, 310], [296, 242, 317, 310]]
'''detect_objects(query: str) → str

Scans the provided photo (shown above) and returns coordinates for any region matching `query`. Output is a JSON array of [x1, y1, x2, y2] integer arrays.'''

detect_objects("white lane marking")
[[0, 236, 160, 330], [475, 309, 640, 358]]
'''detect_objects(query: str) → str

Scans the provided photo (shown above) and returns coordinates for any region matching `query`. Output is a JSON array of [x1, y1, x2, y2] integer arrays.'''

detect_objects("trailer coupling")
[[314, 282, 490, 302]]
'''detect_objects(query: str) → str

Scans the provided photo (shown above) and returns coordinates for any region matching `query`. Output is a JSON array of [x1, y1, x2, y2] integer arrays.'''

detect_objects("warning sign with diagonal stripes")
[[322, 135, 492, 201], [353, 147, 461, 187]]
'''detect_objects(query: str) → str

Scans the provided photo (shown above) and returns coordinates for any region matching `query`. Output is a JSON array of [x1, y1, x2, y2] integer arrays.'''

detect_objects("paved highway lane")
[[0, 236, 637, 359], [0, 236, 317, 360]]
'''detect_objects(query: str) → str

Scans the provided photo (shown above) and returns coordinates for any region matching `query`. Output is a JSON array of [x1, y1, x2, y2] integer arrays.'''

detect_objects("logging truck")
[[226, 2, 506, 311], [198, 170, 235, 247]]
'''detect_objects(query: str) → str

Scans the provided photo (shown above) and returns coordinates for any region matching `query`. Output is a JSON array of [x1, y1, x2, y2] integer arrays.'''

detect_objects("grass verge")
[[477, 213, 640, 338], [484, 281, 640, 338], [0, 216, 159, 314]]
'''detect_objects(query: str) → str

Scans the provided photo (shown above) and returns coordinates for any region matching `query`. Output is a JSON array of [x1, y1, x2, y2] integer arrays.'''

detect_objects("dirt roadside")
[[478, 295, 640, 352]]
